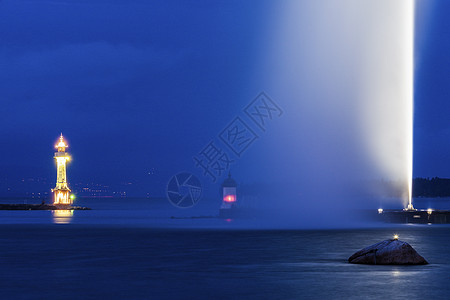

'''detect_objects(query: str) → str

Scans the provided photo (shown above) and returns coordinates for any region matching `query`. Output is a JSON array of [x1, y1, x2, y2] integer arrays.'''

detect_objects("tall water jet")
[[405, 0, 415, 211], [248, 0, 418, 224], [352, 0, 417, 210]]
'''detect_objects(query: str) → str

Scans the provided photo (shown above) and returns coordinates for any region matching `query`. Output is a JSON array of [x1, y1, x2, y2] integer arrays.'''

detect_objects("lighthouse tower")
[[52, 134, 72, 205], [219, 173, 238, 218]]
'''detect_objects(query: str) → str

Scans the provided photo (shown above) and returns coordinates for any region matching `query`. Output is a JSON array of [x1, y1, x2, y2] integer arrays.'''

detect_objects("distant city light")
[[393, 234, 399, 240], [427, 208, 433, 215], [378, 208, 383, 214]]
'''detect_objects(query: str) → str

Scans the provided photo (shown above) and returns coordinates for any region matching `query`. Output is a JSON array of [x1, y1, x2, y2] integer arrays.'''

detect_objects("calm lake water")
[[0, 198, 449, 299]]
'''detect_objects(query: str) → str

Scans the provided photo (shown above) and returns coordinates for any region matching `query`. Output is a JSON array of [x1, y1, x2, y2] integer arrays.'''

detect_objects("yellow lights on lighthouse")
[[52, 134, 72, 205]]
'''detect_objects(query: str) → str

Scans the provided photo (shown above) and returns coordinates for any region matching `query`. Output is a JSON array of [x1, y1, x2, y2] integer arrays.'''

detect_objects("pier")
[[0, 204, 90, 210], [378, 209, 450, 224]]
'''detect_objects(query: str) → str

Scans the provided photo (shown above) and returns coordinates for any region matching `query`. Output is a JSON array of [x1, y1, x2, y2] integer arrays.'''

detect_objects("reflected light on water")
[[391, 270, 401, 277], [52, 210, 74, 224]]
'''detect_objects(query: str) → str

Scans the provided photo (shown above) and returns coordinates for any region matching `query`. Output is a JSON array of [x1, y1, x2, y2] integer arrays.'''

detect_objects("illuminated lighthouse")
[[52, 134, 72, 205], [219, 173, 238, 218]]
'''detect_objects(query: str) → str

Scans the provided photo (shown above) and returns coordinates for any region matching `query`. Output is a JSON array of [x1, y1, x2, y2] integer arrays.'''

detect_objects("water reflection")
[[52, 210, 73, 224]]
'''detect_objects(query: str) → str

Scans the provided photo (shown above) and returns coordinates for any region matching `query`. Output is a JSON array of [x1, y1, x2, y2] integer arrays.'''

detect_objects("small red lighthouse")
[[219, 173, 237, 218]]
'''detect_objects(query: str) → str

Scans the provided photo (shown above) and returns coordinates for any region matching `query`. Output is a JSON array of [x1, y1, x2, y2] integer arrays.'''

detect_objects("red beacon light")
[[224, 195, 236, 203]]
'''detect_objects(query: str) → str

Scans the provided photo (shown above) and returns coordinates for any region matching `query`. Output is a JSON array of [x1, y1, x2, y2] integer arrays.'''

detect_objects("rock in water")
[[348, 239, 428, 265]]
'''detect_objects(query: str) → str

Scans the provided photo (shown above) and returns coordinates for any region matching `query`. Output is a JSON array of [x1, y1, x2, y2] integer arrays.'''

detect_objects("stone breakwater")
[[0, 204, 90, 210]]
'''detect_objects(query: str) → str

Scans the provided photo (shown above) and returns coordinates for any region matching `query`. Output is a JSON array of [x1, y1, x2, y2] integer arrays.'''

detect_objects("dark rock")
[[348, 239, 428, 265]]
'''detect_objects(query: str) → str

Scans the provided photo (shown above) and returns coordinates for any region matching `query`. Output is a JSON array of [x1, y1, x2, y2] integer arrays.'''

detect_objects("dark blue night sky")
[[0, 0, 449, 197], [414, 0, 450, 178]]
